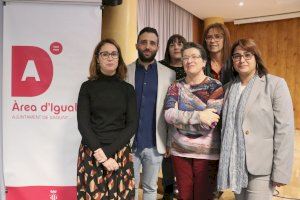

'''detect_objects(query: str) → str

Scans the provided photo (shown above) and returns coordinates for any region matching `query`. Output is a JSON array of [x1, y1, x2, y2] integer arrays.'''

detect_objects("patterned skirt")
[[77, 143, 135, 200]]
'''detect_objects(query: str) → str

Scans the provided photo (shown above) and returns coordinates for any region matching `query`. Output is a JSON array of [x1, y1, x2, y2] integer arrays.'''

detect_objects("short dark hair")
[[163, 34, 187, 65], [181, 42, 207, 61], [137, 27, 159, 44], [231, 38, 268, 77]]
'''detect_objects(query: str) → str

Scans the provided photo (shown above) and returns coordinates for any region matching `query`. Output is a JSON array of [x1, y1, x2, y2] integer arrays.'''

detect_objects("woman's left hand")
[[272, 182, 286, 187], [164, 147, 171, 158], [94, 148, 107, 163], [198, 108, 220, 127], [102, 158, 119, 171]]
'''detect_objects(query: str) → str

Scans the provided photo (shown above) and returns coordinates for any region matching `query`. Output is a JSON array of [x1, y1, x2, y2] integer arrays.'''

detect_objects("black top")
[[160, 60, 186, 80], [204, 58, 234, 85], [77, 73, 137, 157]]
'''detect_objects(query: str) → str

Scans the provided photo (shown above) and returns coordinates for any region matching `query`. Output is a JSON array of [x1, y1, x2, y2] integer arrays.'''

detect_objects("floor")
[[138, 130, 300, 200]]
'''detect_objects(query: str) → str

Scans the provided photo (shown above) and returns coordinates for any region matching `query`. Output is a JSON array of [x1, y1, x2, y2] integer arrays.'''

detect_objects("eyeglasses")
[[182, 55, 201, 62], [232, 52, 253, 62], [99, 51, 119, 60], [205, 34, 224, 42]]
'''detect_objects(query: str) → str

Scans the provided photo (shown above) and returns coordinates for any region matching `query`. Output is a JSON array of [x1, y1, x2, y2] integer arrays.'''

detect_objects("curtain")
[[138, 0, 193, 61]]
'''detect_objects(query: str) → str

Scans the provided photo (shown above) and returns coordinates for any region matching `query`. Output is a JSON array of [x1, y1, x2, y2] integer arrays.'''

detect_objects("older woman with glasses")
[[164, 42, 224, 200], [217, 38, 294, 200], [76, 39, 137, 199], [203, 23, 234, 85]]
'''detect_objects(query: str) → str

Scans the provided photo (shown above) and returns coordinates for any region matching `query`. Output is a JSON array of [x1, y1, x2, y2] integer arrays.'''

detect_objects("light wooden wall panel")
[[192, 15, 203, 44], [225, 18, 300, 129]]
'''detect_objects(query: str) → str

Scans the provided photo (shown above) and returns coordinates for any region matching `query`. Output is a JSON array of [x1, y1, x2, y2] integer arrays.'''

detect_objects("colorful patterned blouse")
[[164, 77, 224, 160]]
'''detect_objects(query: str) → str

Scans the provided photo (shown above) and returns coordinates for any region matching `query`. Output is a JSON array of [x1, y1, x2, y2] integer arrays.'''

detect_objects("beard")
[[138, 49, 157, 63]]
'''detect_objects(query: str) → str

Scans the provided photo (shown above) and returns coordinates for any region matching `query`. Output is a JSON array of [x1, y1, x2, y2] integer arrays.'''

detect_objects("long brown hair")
[[89, 38, 127, 80], [202, 23, 231, 63], [231, 38, 268, 77]]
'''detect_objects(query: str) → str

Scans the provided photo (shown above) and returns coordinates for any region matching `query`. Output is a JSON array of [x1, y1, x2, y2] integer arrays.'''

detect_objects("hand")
[[94, 148, 107, 163], [198, 108, 220, 127], [164, 147, 171, 158], [102, 158, 119, 171], [129, 153, 133, 162], [272, 181, 286, 187], [174, 102, 178, 109]]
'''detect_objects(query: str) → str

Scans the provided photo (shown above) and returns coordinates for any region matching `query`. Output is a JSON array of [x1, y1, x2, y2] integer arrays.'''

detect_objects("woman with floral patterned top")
[[164, 42, 224, 200]]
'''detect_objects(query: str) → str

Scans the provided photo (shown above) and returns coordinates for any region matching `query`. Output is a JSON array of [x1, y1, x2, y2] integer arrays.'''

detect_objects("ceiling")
[[171, 0, 300, 22]]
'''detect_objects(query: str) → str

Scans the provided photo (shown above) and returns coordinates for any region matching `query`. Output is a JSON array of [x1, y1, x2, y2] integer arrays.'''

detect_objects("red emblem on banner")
[[6, 186, 76, 200], [50, 42, 63, 55], [12, 46, 54, 97]]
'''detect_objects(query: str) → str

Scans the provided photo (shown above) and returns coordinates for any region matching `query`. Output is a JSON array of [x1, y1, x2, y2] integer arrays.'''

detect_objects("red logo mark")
[[50, 42, 63, 55], [12, 46, 54, 97]]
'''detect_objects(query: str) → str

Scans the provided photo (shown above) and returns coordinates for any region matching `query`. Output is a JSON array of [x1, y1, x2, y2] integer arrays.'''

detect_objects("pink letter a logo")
[[12, 46, 53, 97]]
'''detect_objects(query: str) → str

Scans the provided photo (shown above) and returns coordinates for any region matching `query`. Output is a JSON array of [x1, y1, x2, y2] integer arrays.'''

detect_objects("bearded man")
[[126, 27, 175, 200]]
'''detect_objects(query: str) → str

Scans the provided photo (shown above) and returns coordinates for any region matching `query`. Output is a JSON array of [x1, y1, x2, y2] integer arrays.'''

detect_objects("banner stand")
[[2, 1, 102, 199]]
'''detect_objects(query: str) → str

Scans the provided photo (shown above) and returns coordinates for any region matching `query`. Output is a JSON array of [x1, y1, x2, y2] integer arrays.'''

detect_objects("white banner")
[[3, 2, 101, 199], [4, 0, 102, 5], [0, 2, 5, 200]]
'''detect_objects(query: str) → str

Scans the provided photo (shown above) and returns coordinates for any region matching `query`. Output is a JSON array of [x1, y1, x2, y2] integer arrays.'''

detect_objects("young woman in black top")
[[77, 39, 137, 200], [159, 34, 187, 200], [160, 34, 187, 80]]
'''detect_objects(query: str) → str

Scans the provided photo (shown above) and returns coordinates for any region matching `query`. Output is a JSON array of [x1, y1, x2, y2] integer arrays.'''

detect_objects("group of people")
[[76, 23, 294, 200]]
